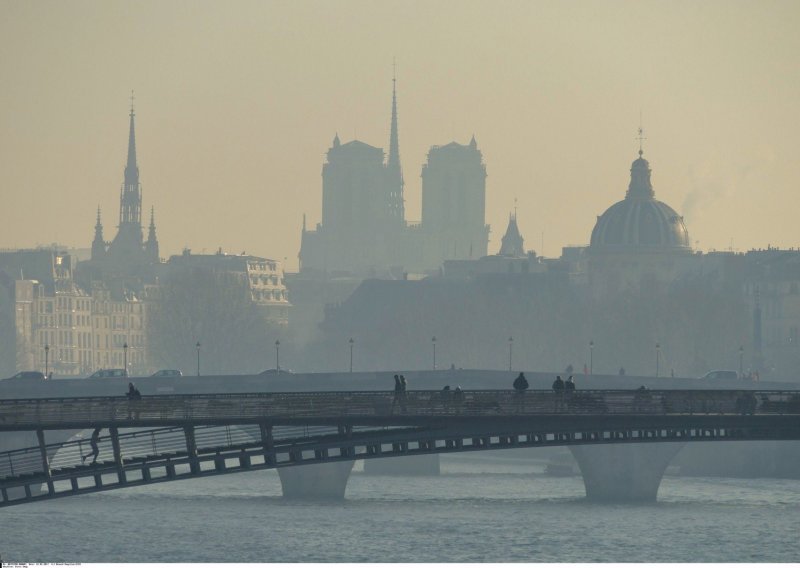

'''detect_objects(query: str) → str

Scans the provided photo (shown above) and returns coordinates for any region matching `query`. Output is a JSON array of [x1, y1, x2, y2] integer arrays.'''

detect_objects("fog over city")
[[2, 1, 800, 564], [2, 1, 800, 263]]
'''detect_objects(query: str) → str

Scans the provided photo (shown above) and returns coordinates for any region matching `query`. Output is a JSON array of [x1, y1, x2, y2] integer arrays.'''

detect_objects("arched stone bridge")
[[1, 388, 798, 507]]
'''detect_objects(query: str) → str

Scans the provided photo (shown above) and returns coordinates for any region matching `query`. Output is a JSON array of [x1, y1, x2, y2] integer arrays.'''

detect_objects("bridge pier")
[[277, 460, 355, 499], [570, 442, 685, 502]]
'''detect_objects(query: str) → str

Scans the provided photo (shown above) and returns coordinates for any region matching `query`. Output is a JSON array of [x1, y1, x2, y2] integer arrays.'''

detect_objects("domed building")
[[588, 150, 694, 293]]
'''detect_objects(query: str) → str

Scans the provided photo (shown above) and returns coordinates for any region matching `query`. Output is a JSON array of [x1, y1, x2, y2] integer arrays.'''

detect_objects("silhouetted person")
[[512, 372, 528, 411], [441, 385, 451, 411], [47, 372, 53, 380], [399, 375, 408, 412], [565, 364, 574, 375], [565, 376, 576, 392], [453, 386, 464, 414], [392, 375, 402, 413], [634, 385, 651, 412], [126, 382, 136, 418], [552, 375, 565, 410], [619, 367, 626, 376], [82, 427, 101, 465]]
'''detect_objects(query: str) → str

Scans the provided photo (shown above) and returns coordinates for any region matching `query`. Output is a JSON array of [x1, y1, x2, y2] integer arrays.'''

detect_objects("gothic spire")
[[145, 206, 159, 261], [120, 93, 142, 226], [388, 68, 401, 175], [91, 207, 106, 261], [125, 92, 139, 189], [387, 65, 405, 223]]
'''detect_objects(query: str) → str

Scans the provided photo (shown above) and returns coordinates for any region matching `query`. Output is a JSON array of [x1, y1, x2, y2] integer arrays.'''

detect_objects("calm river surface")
[[3, 454, 799, 563]]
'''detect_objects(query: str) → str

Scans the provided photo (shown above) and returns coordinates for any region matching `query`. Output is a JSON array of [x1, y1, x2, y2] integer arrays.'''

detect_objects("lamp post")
[[589, 340, 594, 375], [275, 340, 280, 371], [739, 345, 744, 377], [196, 341, 201, 377], [655, 342, 661, 378], [432, 336, 437, 371], [44, 343, 50, 378], [508, 336, 513, 371], [123, 342, 128, 377], [349, 338, 354, 373]]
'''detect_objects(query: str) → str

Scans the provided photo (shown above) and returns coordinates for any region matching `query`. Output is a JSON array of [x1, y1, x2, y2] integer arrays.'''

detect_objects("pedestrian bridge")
[[1, 389, 799, 507]]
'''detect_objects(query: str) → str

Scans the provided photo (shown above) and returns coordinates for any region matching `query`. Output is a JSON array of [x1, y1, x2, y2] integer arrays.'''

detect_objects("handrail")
[[1, 389, 797, 431]]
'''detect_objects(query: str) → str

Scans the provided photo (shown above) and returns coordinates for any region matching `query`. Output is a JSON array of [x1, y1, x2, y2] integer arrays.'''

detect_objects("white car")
[[151, 369, 183, 378]]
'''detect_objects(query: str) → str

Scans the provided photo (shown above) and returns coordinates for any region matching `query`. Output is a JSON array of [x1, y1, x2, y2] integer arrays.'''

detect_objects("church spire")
[[145, 206, 159, 261], [387, 61, 405, 223], [91, 207, 106, 260], [388, 62, 401, 175], [120, 92, 142, 227]]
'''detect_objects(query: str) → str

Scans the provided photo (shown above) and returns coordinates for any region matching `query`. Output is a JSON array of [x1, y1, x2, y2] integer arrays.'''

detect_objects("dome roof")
[[590, 153, 691, 251]]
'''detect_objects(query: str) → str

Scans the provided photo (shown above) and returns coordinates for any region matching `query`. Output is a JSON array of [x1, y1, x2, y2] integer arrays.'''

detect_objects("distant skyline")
[[2, 0, 799, 268]]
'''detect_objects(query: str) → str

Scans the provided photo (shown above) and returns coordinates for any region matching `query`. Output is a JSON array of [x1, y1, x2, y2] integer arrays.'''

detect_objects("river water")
[[2, 453, 799, 563]]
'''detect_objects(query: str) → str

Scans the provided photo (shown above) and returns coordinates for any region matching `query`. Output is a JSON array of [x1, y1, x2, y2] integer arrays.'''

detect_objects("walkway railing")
[[1, 389, 799, 429], [0, 423, 361, 480]]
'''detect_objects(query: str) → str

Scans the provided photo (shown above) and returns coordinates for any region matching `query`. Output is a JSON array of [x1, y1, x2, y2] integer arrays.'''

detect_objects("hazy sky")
[[2, 0, 799, 268]]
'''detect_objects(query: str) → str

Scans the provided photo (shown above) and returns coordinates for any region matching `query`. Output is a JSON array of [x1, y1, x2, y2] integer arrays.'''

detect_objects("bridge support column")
[[36, 429, 54, 496], [277, 460, 355, 499], [110, 427, 126, 484], [570, 442, 685, 502]]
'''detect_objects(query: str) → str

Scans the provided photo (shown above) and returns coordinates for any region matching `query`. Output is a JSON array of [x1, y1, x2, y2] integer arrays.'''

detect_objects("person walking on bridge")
[[391, 375, 402, 413], [82, 427, 102, 465], [513, 372, 529, 411], [399, 375, 408, 412], [552, 375, 565, 410]]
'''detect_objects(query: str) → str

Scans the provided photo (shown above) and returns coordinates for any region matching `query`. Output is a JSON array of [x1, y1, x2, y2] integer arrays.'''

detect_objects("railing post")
[[36, 429, 54, 496], [184, 425, 200, 474], [110, 426, 126, 484]]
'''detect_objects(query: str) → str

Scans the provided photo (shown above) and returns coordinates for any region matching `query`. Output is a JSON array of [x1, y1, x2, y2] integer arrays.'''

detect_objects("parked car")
[[699, 370, 739, 381], [88, 368, 128, 379], [3, 371, 45, 381], [151, 369, 183, 378], [259, 368, 294, 376]]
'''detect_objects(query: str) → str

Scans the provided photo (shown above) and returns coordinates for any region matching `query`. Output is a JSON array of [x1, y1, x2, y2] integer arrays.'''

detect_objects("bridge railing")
[[0, 421, 384, 481], [1, 389, 799, 429]]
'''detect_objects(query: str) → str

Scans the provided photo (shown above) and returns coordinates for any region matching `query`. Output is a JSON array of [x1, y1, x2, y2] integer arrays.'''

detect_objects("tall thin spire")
[[120, 92, 142, 226], [387, 60, 404, 223], [145, 206, 159, 261], [91, 206, 106, 260], [388, 60, 401, 174]]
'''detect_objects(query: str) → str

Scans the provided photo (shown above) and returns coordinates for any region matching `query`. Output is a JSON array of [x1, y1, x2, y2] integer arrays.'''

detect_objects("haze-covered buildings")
[[298, 78, 489, 279]]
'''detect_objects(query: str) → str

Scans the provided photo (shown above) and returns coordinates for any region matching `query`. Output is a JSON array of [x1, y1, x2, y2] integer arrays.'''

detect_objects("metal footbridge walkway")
[[1, 389, 799, 507]]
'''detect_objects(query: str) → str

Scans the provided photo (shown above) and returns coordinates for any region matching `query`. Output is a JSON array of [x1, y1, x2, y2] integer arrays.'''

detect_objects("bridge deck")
[[1, 389, 799, 508]]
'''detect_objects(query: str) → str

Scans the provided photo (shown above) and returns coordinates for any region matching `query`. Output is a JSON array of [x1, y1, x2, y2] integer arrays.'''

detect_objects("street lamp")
[[589, 340, 594, 375], [656, 342, 661, 378], [275, 340, 280, 371], [432, 336, 437, 371], [349, 338, 354, 373], [123, 342, 128, 377], [739, 345, 744, 377], [196, 341, 201, 377], [44, 344, 50, 378], [508, 336, 513, 371]]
